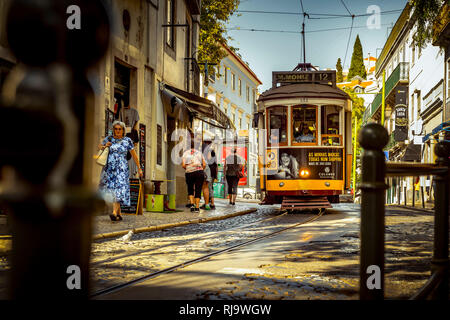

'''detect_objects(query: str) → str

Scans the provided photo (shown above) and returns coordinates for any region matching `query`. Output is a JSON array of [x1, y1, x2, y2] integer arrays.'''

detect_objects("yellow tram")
[[255, 65, 353, 210]]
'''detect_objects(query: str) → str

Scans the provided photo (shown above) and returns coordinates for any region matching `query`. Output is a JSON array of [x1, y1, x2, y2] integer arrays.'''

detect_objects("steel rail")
[[91, 209, 324, 298], [91, 210, 289, 267]]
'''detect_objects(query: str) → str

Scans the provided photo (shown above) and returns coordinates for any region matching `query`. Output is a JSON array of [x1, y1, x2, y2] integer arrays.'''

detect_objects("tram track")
[[91, 209, 288, 267], [91, 209, 324, 298]]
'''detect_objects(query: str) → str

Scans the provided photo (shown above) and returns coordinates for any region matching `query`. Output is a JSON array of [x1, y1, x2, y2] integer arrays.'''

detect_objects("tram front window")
[[321, 105, 341, 146], [293, 105, 317, 144], [269, 106, 287, 144]]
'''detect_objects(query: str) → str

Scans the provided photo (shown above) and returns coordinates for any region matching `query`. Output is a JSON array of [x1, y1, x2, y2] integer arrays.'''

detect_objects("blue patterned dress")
[[99, 136, 134, 206]]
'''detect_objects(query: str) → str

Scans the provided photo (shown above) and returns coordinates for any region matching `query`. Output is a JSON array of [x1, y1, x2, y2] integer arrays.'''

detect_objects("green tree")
[[410, 0, 444, 48], [347, 35, 367, 80], [336, 58, 344, 83], [198, 0, 240, 72]]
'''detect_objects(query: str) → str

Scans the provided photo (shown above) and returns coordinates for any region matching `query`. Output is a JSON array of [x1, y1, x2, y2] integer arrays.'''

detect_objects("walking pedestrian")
[[99, 121, 143, 221], [224, 148, 244, 205], [181, 140, 206, 212], [200, 164, 212, 210], [208, 150, 218, 209]]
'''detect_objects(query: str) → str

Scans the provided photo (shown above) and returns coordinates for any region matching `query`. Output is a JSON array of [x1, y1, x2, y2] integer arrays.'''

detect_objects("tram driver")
[[295, 122, 315, 143]]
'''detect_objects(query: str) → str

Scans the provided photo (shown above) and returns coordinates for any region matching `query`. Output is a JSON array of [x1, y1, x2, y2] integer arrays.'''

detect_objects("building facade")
[[363, 2, 447, 205], [203, 44, 262, 189]]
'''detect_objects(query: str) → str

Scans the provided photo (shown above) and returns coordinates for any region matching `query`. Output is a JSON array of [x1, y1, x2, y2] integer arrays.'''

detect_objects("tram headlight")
[[300, 169, 310, 178]]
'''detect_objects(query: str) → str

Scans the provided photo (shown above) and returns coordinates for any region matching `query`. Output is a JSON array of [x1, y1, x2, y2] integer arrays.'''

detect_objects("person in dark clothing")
[[201, 149, 218, 209], [224, 148, 244, 205]]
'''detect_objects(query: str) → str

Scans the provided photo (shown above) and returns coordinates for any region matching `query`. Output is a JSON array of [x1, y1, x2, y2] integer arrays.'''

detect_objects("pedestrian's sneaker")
[[195, 207, 200, 213], [199, 204, 207, 209], [205, 204, 211, 210], [190, 205, 195, 212], [210, 204, 216, 210]]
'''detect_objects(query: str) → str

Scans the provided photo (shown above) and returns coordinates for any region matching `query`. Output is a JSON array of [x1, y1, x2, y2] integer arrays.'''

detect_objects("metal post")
[[431, 142, 450, 299], [358, 123, 389, 300], [381, 70, 386, 126], [412, 177, 416, 207], [353, 116, 357, 202], [404, 186, 407, 206], [421, 186, 425, 209]]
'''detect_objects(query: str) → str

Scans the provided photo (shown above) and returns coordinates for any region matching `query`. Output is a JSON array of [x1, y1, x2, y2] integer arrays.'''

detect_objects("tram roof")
[[257, 83, 350, 103]]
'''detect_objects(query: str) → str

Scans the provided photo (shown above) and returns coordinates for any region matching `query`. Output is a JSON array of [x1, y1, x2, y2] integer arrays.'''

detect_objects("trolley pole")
[[381, 70, 386, 126]]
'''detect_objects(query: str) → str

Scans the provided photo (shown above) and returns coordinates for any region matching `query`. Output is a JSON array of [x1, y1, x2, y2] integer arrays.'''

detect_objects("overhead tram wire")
[[339, 0, 355, 70], [227, 23, 392, 34], [235, 9, 403, 19]]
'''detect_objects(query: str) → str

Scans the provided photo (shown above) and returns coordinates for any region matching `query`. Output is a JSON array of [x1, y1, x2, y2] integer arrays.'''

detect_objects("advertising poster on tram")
[[266, 148, 343, 180], [221, 145, 248, 186]]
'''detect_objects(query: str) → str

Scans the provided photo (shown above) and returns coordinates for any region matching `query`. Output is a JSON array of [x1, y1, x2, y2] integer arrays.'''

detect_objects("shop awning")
[[401, 143, 421, 161], [162, 84, 235, 130]]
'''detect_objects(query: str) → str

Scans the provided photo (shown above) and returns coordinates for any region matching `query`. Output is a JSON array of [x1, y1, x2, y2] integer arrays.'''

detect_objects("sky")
[[225, 0, 409, 92]]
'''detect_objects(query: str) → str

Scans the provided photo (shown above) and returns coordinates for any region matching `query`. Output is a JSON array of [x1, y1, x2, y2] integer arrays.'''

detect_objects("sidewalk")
[[93, 198, 259, 240]]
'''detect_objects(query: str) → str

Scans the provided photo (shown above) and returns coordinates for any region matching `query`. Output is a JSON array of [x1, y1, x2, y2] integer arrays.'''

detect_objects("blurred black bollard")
[[431, 141, 450, 300], [358, 123, 389, 300], [0, 0, 110, 299]]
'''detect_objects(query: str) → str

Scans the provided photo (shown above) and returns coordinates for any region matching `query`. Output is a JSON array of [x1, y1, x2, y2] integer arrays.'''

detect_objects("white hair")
[[112, 120, 126, 138]]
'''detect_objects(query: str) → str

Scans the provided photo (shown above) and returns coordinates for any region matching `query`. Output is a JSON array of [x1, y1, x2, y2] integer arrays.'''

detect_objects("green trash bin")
[[146, 194, 164, 212], [213, 182, 225, 198]]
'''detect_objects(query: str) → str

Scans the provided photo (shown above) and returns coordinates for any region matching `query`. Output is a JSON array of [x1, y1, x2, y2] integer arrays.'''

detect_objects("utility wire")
[[235, 9, 402, 18], [228, 23, 392, 34], [343, 16, 355, 70], [339, 0, 353, 16]]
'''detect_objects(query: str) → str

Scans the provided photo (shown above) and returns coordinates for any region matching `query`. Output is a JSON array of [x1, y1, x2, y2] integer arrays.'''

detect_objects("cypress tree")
[[347, 35, 367, 80], [336, 58, 343, 83]]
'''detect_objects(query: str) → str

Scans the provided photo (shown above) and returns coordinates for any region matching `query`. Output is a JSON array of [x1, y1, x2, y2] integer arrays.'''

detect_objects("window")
[[238, 78, 242, 96], [246, 85, 250, 102], [166, 0, 175, 48], [292, 105, 317, 145], [231, 72, 236, 91], [238, 116, 242, 129], [268, 106, 287, 145], [231, 108, 235, 125], [224, 66, 228, 84], [320, 105, 342, 146], [411, 45, 415, 65], [410, 93, 415, 123]]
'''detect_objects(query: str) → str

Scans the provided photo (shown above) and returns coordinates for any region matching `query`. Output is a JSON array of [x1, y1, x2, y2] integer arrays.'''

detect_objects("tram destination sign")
[[272, 71, 336, 88]]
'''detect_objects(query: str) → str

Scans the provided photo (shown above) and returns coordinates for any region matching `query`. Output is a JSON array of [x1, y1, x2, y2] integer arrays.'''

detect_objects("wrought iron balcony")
[[368, 62, 409, 120]]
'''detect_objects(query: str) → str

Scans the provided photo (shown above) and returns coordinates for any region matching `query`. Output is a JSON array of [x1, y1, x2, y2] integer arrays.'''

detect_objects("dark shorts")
[[185, 170, 204, 199], [226, 175, 239, 195]]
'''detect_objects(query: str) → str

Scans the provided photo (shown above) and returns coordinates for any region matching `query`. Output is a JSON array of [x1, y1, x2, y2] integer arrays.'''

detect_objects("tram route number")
[[308, 151, 342, 164]]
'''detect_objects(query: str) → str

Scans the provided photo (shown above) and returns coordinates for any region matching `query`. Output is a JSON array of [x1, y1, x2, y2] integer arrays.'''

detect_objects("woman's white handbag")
[[95, 147, 109, 166]]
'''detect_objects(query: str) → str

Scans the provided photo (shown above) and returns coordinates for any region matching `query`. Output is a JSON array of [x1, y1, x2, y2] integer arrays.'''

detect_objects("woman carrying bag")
[[98, 121, 143, 221]]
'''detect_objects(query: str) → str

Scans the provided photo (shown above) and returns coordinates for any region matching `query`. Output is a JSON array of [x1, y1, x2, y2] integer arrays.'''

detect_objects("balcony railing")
[[189, 58, 200, 96], [368, 62, 409, 121]]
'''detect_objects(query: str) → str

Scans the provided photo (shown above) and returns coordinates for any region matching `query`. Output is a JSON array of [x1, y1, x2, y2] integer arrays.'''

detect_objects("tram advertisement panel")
[[266, 148, 343, 180]]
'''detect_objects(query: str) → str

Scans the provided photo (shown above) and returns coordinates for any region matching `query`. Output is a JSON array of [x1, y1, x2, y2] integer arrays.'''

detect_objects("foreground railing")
[[359, 123, 449, 300]]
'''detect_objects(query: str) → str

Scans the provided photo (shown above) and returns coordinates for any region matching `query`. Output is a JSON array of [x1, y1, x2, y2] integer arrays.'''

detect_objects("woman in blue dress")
[[98, 121, 143, 221]]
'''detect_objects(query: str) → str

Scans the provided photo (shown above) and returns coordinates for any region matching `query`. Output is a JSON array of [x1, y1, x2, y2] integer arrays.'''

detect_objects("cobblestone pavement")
[[194, 205, 441, 300], [91, 208, 311, 293], [0, 202, 446, 300]]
